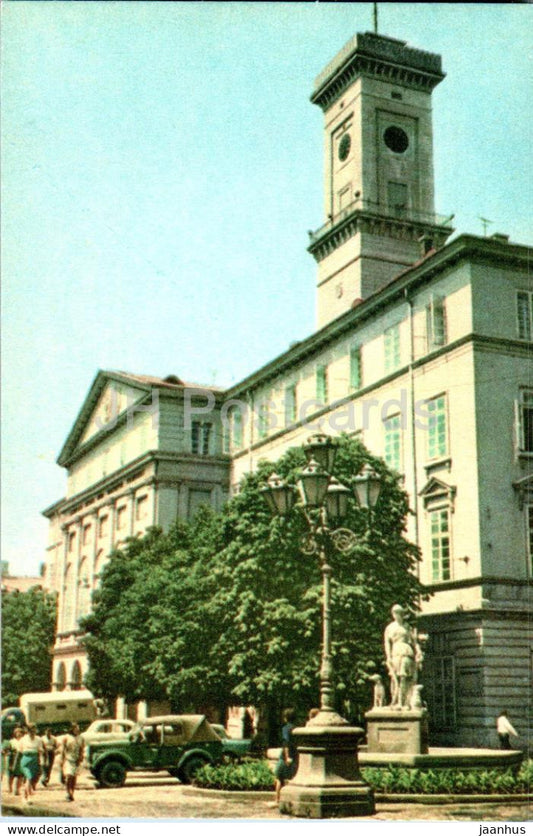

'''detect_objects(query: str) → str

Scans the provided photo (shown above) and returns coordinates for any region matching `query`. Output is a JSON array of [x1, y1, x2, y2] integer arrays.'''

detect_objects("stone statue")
[[383, 605, 424, 710], [369, 674, 386, 708]]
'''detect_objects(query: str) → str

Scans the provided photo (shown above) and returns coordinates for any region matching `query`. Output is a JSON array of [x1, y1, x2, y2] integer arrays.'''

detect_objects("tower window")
[[391, 91, 403, 100], [383, 125, 409, 154], [387, 182, 408, 218], [338, 133, 351, 162]]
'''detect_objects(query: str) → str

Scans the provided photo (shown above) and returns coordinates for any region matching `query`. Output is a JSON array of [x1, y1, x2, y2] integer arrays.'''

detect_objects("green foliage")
[[361, 761, 533, 795], [82, 435, 424, 718], [194, 758, 275, 791], [1, 587, 57, 707]]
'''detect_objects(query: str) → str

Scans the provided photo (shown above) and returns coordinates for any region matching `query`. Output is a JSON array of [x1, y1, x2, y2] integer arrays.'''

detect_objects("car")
[[86, 714, 223, 788], [82, 719, 137, 746], [211, 724, 252, 760]]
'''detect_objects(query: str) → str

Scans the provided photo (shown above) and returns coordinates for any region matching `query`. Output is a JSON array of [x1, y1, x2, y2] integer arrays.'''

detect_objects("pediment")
[[57, 371, 152, 467], [79, 381, 142, 446], [419, 476, 456, 509]]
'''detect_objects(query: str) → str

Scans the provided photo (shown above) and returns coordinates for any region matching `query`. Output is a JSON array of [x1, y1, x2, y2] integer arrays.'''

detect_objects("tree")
[[82, 436, 425, 727], [1, 586, 57, 707]]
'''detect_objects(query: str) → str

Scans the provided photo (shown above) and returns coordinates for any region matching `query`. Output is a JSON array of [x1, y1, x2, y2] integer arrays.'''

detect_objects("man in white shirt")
[[496, 710, 518, 750]]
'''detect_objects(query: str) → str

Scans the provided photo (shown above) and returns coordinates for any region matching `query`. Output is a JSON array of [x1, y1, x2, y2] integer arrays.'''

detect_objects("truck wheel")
[[179, 755, 208, 784], [98, 760, 127, 788]]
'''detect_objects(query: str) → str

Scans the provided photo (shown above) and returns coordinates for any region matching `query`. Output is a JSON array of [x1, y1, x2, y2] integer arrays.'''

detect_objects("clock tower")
[[309, 32, 453, 327]]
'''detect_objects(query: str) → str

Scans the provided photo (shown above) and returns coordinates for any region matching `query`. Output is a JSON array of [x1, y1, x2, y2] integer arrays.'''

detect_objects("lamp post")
[[261, 433, 382, 818]]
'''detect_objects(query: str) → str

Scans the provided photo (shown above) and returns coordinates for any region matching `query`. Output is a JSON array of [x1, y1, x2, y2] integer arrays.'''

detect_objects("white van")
[[18, 690, 97, 735]]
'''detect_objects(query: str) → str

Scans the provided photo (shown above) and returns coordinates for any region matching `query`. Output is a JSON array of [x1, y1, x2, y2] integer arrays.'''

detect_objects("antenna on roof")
[[478, 216, 493, 236], [373, 2, 378, 34]]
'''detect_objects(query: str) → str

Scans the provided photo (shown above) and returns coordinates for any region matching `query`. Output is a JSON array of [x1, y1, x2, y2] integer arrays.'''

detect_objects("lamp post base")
[[279, 723, 375, 819]]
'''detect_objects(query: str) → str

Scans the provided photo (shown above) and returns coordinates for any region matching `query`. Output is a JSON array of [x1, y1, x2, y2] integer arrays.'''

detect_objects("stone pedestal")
[[365, 707, 429, 754], [279, 723, 375, 818]]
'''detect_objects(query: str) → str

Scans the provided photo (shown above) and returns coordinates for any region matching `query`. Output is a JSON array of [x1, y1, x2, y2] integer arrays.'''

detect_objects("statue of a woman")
[[383, 605, 423, 709]]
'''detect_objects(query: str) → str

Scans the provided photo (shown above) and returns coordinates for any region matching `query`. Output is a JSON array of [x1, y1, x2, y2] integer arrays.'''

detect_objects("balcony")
[[308, 197, 454, 247]]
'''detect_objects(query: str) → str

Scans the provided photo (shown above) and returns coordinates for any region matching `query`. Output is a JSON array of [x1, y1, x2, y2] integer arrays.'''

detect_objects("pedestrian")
[[496, 710, 518, 750], [19, 724, 45, 803], [268, 708, 298, 807], [60, 723, 85, 802], [5, 727, 24, 795], [40, 728, 58, 786]]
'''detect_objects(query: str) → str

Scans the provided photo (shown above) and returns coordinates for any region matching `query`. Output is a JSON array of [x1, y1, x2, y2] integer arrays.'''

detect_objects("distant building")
[[1, 562, 44, 594], [43, 31, 532, 746]]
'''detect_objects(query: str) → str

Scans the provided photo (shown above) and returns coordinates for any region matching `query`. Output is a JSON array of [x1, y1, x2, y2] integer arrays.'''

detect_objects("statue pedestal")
[[279, 721, 374, 818], [365, 708, 429, 755]]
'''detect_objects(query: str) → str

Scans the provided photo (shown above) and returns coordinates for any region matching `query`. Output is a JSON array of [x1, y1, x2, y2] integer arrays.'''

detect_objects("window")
[[135, 495, 148, 521], [257, 403, 269, 440], [527, 504, 533, 573], [231, 407, 243, 450], [516, 389, 533, 454], [192, 421, 212, 455], [430, 508, 451, 582], [384, 414, 402, 472], [98, 515, 108, 538], [424, 652, 457, 731], [427, 395, 447, 459], [387, 181, 408, 217], [384, 324, 401, 373], [116, 505, 127, 531], [285, 385, 297, 425], [82, 524, 91, 545], [426, 296, 447, 350], [68, 532, 76, 553], [350, 346, 362, 391], [316, 365, 328, 404], [517, 291, 533, 340]]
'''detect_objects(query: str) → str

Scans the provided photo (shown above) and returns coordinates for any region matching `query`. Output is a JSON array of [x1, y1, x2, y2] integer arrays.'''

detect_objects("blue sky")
[[2, 2, 532, 576]]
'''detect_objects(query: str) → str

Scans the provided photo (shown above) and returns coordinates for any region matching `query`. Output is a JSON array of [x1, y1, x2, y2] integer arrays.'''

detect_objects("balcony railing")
[[308, 198, 454, 245]]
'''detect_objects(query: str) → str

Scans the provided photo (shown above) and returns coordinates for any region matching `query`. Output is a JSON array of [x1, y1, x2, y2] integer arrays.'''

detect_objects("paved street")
[[2, 769, 531, 821]]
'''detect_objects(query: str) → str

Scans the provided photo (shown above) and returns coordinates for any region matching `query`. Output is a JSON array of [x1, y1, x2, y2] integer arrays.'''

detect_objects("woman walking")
[[19, 724, 44, 803], [60, 723, 84, 802], [5, 727, 24, 795]]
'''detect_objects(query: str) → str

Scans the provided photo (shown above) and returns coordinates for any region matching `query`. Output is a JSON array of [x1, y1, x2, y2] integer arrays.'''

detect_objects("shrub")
[[361, 760, 532, 795], [195, 758, 275, 791]]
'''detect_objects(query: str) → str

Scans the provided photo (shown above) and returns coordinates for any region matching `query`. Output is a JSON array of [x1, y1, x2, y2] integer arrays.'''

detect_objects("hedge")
[[194, 758, 532, 796]]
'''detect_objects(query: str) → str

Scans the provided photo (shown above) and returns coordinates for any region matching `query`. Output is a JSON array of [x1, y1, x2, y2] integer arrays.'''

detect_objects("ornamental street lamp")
[[261, 434, 382, 818]]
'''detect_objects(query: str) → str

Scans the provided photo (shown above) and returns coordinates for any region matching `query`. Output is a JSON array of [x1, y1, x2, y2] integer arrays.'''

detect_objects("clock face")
[[338, 133, 351, 162], [383, 126, 409, 153]]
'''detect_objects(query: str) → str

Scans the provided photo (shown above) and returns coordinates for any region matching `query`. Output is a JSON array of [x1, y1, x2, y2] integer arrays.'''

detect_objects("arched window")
[[70, 660, 83, 691], [55, 662, 66, 691], [93, 549, 106, 588], [62, 563, 74, 631], [77, 558, 92, 619]]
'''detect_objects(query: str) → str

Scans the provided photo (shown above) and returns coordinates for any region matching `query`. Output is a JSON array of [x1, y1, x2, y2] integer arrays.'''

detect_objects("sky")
[[2, 1, 532, 577]]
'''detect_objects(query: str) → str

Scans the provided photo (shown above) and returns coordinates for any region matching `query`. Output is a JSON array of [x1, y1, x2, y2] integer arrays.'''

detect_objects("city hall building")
[[42, 32, 532, 748]]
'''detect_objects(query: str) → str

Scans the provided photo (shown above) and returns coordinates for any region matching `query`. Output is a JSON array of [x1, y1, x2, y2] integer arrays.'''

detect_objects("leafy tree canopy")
[[82, 435, 425, 719], [1, 587, 57, 708]]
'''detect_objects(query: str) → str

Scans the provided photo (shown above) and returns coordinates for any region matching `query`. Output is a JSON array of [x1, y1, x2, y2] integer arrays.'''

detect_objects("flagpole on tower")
[[373, 3, 378, 34]]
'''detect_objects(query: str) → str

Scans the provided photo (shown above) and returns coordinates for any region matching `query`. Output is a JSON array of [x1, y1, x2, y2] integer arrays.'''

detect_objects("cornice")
[[311, 33, 444, 112], [308, 209, 452, 263]]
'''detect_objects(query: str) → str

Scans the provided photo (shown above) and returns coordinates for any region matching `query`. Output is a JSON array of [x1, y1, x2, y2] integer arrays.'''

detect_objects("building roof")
[[56, 370, 224, 468], [2, 576, 44, 593], [225, 233, 531, 398]]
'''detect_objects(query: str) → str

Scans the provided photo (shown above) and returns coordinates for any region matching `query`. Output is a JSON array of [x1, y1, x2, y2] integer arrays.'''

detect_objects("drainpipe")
[[405, 289, 420, 586]]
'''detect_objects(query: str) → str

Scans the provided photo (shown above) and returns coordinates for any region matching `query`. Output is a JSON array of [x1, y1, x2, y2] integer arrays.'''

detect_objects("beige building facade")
[[43, 32, 532, 747]]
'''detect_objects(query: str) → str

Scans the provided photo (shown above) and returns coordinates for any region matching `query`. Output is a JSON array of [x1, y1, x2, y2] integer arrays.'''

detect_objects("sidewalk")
[[2, 772, 531, 821]]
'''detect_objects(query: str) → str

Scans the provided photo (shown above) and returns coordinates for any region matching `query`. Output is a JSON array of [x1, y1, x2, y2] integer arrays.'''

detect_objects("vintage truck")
[[86, 714, 224, 787]]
